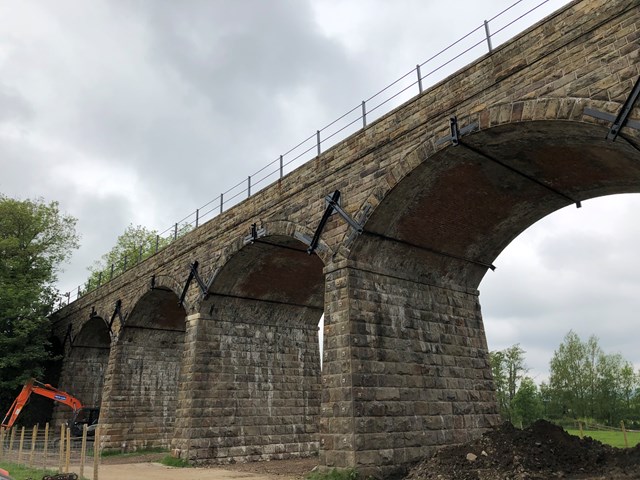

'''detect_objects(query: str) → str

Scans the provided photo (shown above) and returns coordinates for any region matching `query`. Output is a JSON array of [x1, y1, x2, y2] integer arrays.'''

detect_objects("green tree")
[[85, 223, 190, 291], [594, 353, 639, 425], [619, 363, 637, 416], [0, 195, 79, 395], [490, 344, 527, 423], [489, 349, 508, 419], [548, 331, 639, 425], [512, 377, 543, 427], [548, 331, 590, 418]]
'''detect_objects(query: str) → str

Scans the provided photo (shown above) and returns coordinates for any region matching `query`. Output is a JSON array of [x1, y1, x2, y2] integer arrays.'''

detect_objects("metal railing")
[[56, 0, 566, 308]]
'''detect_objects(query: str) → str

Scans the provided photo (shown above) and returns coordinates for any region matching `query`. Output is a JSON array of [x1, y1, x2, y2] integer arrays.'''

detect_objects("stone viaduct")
[[49, 0, 639, 476]]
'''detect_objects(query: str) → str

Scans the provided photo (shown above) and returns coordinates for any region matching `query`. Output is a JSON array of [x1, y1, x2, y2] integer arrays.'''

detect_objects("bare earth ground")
[[69, 421, 640, 480], [406, 420, 640, 480], [79, 456, 317, 480]]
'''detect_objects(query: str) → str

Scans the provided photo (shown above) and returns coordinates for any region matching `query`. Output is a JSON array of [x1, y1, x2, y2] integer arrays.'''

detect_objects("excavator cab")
[[68, 407, 100, 438]]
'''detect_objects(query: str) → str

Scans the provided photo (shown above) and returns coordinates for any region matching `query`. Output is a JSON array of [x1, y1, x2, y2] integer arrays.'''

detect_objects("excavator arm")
[[1, 378, 83, 429]]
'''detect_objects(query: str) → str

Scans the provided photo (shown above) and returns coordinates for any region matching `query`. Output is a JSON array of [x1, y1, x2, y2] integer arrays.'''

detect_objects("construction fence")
[[0, 423, 101, 479]]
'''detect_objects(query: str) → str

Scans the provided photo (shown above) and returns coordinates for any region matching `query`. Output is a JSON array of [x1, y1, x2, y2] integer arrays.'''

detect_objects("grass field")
[[566, 429, 640, 448], [0, 461, 58, 480]]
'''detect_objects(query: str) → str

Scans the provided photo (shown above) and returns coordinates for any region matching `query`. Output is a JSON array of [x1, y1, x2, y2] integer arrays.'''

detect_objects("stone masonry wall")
[[172, 298, 321, 463], [100, 327, 184, 451], [321, 261, 498, 478]]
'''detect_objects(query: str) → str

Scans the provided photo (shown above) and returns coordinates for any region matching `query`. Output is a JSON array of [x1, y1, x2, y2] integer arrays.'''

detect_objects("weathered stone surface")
[[49, 0, 640, 477]]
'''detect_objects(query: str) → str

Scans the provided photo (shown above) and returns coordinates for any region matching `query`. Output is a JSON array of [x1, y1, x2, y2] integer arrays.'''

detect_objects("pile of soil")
[[406, 420, 640, 480]]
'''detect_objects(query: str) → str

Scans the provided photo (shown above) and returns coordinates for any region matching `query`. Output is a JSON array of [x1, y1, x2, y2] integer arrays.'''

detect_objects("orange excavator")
[[1, 378, 99, 437]]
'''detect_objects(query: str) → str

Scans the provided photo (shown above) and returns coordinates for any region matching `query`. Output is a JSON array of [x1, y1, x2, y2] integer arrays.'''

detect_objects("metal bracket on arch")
[[243, 223, 267, 245], [63, 323, 76, 350], [307, 190, 364, 255], [178, 261, 211, 307], [435, 116, 478, 146], [108, 299, 127, 334], [584, 76, 640, 141]]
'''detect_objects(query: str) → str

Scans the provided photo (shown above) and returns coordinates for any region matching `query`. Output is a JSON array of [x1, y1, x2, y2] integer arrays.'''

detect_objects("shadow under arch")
[[99, 288, 186, 452], [184, 231, 325, 463], [340, 115, 640, 468]]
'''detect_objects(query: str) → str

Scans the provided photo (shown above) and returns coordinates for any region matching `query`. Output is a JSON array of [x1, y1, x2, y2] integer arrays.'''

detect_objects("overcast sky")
[[2, 0, 638, 381]]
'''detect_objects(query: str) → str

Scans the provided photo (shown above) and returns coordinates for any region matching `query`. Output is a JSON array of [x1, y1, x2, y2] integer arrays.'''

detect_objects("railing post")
[[279, 155, 283, 179], [484, 20, 493, 52], [110, 263, 114, 280], [361, 101, 367, 128], [174, 223, 178, 240], [248, 176, 251, 197], [77, 286, 80, 298], [195, 209, 199, 228], [416, 64, 423, 93], [316, 130, 321, 156], [220, 193, 224, 214]]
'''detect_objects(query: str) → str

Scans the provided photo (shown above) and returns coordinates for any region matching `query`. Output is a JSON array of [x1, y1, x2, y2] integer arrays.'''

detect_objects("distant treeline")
[[491, 331, 640, 428]]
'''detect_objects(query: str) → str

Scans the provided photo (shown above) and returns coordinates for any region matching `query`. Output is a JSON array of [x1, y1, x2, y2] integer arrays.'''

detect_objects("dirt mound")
[[406, 420, 640, 479]]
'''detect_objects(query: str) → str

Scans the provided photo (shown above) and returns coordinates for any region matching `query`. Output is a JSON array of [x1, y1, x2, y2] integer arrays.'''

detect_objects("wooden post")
[[80, 424, 87, 479], [621, 421, 629, 448], [579, 421, 584, 439], [17, 426, 25, 463], [9, 427, 15, 460], [43, 422, 49, 471], [29, 424, 37, 466], [93, 425, 100, 480], [65, 427, 71, 473], [58, 424, 65, 473], [0, 427, 5, 460]]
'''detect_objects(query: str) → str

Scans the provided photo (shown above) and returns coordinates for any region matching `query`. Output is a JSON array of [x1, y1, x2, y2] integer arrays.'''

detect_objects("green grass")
[[305, 467, 359, 480], [160, 454, 190, 467], [566, 429, 640, 448], [0, 461, 59, 480]]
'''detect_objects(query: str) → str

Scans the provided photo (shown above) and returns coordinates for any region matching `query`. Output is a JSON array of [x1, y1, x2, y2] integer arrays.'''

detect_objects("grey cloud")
[[14, 0, 372, 228], [0, 86, 34, 124]]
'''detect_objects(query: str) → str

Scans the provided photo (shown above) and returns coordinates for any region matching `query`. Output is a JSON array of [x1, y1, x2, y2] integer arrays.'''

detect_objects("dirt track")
[[76, 457, 315, 480], [84, 462, 293, 480]]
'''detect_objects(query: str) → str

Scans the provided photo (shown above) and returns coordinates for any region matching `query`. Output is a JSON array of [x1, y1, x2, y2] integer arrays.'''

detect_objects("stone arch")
[[126, 272, 188, 322], [99, 287, 186, 452], [176, 223, 326, 463], [348, 97, 640, 259], [214, 219, 333, 273], [348, 97, 640, 289]]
